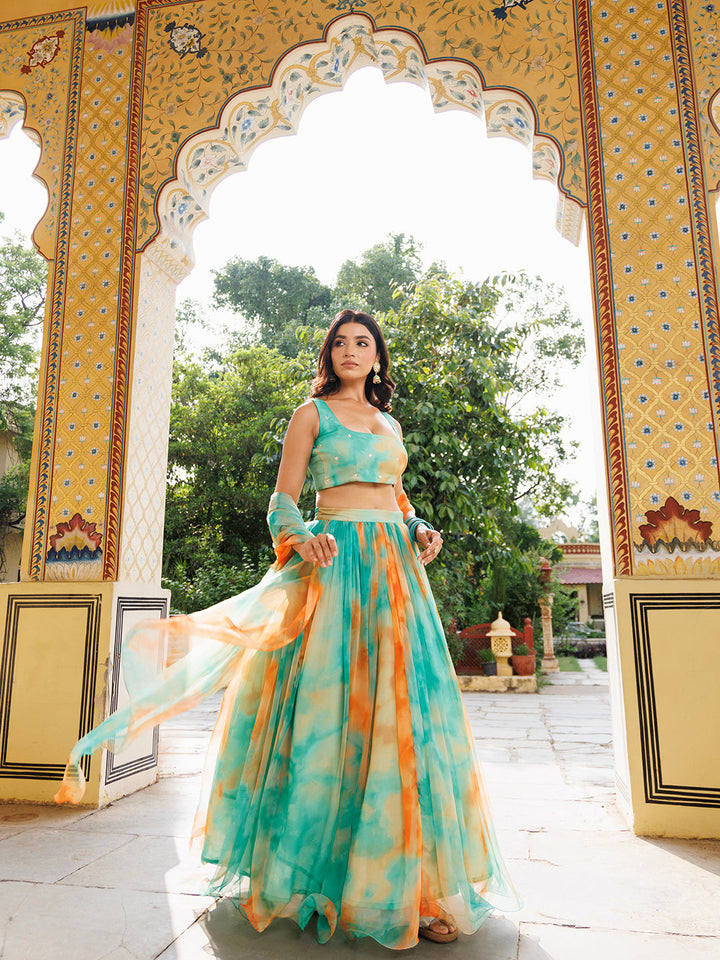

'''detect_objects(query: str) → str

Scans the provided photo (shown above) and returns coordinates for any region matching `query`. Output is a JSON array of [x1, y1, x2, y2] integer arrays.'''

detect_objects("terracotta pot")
[[481, 661, 497, 676], [512, 653, 536, 676]]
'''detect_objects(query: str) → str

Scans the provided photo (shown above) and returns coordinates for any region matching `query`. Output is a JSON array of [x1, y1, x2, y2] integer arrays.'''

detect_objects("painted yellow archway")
[[1, 0, 719, 837]]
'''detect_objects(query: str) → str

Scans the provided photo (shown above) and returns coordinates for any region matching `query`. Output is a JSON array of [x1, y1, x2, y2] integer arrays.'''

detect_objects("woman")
[[56, 309, 518, 949]]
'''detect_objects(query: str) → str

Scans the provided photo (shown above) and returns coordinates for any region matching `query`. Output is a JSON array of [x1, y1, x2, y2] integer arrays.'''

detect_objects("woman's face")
[[330, 322, 378, 383]]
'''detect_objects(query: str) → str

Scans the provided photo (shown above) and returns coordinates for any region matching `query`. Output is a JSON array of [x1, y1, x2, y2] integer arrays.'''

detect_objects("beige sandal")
[[418, 919, 458, 943]]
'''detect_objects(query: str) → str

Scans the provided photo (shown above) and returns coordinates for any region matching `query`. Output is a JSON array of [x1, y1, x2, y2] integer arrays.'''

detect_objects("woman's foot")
[[418, 918, 458, 943]]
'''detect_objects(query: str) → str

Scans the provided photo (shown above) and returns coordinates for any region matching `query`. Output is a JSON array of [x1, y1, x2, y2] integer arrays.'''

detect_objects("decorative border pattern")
[[668, 1, 720, 452], [630, 592, 720, 807], [0, 91, 26, 138], [11, 9, 86, 581], [99, 3, 585, 580], [0, 594, 101, 781], [143, 12, 584, 283], [104, 595, 168, 784], [574, 0, 632, 576], [102, 6, 147, 580]]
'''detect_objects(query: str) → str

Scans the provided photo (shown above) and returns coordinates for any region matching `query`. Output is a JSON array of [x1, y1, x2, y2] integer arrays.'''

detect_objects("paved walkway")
[[1, 664, 719, 959]]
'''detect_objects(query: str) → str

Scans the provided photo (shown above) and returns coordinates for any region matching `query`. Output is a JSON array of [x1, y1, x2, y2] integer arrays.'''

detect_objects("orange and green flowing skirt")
[[56, 508, 519, 950]]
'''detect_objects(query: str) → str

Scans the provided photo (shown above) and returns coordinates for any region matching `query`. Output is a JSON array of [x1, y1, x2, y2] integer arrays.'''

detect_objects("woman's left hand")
[[416, 526, 443, 565]]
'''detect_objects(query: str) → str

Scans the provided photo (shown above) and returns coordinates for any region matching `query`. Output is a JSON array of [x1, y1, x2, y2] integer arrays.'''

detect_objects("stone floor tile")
[[511, 832, 720, 936], [156, 897, 520, 959], [476, 747, 513, 763], [0, 880, 213, 960], [0, 801, 94, 840], [7, 682, 719, 960], [472, 718, 541, 728], [514, 748, 556, 763], [550, 735, 613, 746], [495, 829, 532, 860], [160, 736, 213, 755], [158, 754, 207, 777], [471, 737, 527, 751], [547, 723, 612, 733], [518, 923, 719, 960], [0, 826, 135, 883], [64, 783, 198, 838], [560, 769, 616, 789], [60, 834, 210, 894], [152, 774, 202, 794], [473, 727, 534, 740], [491, 798, 625, 833]]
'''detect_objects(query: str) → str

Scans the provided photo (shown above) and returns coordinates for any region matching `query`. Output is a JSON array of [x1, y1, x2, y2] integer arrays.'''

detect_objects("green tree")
[[212, 255, 332, 356], [167, 245, 583, 629], [0, 216, 47, 432], [0, 217, 47, 577], [385, 274, 577, 542], [378, 273, 580, 633], [163, 344, 311, 579], [577, 495, 600, 542], [334, 233, 423, 314]]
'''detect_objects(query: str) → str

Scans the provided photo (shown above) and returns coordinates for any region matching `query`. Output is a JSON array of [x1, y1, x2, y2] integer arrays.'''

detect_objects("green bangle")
[[405, 515, 435, 542]]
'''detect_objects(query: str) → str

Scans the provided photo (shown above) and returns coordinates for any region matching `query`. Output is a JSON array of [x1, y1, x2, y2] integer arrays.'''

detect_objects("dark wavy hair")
[[310, 309, 395, 411]]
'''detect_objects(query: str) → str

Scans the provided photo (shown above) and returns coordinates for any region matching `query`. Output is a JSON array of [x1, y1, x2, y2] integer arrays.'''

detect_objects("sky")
[[0, 66, 602, 519]]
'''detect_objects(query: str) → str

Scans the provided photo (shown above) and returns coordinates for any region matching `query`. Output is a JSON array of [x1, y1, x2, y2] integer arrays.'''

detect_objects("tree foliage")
[[212, 255, 332, 356], [334, 233, 423, 314], [0, 216, 47, 577], [166, 239, 585, 631], [375, 274, 579, 631], [385, 274, 577, 542], [0, 216, 47, 431], [163, 344, 311, 578]]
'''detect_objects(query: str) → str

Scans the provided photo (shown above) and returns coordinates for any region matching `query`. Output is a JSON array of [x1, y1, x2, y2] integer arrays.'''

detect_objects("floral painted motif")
[[45, 512, 104, 580], [486, 100, 533, 145], [634, 496, 720, 575], [427, 66, 484, 116], [334, 0, 368, 11], [138, 1, 586, 249], [0, 92, 24, 138], [21, 31, 64, 73], [492, 0, 537, 21], [187, 141, 240, 186], [690, 0, 720, 191], [638, 496, 713, 548], [165, 21, 207, 59]]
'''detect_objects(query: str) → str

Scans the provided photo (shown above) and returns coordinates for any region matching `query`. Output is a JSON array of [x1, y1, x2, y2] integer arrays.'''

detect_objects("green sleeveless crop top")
[[308, 398, 408, 491]]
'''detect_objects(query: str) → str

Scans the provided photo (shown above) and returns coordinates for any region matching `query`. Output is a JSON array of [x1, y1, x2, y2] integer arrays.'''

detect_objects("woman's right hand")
[[296, 533, 338, 567]]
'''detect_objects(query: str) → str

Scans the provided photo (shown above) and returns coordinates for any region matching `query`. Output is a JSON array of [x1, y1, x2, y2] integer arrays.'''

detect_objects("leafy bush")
[[163, 550, 270, 615]]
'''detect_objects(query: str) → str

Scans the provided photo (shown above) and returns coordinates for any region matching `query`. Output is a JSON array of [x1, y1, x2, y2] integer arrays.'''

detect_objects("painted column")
[[0, 6, 169, 806], [577, 0, 720, 836]]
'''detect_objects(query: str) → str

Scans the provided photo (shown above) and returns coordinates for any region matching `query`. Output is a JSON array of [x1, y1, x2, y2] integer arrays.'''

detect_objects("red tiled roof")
[[559, 566, 604, 584]]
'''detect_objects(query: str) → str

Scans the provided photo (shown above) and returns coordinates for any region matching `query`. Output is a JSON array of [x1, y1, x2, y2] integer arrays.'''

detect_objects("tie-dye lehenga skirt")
[[56, 508, 519, 950]]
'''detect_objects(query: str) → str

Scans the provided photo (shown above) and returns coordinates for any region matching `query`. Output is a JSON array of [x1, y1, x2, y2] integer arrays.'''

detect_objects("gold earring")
[[373, 361, 381, 384]]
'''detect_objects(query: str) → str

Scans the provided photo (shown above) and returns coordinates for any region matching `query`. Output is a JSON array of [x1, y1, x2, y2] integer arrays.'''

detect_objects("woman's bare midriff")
[[316, 481, 400, 512]]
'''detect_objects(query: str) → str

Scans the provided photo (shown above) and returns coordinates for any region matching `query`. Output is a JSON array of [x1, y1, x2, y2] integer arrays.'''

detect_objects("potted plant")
[[478, 648, 497, 676], [512, 643, 536, 676]]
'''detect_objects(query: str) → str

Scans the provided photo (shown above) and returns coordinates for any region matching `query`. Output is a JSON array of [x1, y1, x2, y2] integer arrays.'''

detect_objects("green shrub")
[[163, 550, 268, 615]]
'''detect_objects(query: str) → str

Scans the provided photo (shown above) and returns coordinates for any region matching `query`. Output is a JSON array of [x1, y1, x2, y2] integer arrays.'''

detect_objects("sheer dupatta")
[[54, 493, 320, 804]]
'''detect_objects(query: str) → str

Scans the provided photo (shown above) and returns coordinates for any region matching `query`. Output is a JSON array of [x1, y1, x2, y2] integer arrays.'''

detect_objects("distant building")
[[537, 519, 603, 624], [556, 543, 603, 624]]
